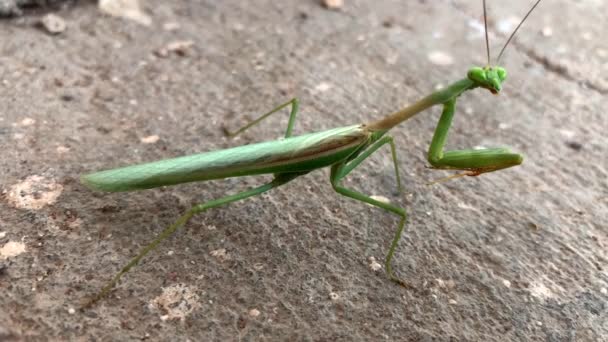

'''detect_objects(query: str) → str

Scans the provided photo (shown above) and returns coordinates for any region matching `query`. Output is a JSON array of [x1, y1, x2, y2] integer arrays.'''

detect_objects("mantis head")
[[467, 66, 507, 94], [469, 0, 542, 95]]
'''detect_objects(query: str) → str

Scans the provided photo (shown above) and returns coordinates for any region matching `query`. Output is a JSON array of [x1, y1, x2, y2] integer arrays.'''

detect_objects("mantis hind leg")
[[83, 173, 300, 308], [427, 98, 523, 177], [330, 135, 410, 287], [224, 98, 300, 138]]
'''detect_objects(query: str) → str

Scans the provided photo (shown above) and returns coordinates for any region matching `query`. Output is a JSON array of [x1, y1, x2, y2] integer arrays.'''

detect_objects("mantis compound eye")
[[496, 67, 507, 81], [467, 67, 487, 84]]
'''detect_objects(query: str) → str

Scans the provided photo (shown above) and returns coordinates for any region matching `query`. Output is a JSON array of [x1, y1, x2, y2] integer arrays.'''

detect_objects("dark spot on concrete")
[[60, 94, 75, 102], [565, 141, 583, 151], [237, 315, 247, 330], [382, 17, 395, 28]]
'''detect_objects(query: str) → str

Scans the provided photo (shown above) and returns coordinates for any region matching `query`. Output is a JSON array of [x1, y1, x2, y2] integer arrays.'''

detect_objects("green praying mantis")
[[81, 0, 543, 307]]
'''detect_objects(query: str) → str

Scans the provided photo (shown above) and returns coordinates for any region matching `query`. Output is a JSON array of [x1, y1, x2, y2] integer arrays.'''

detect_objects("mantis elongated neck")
[[367, 78, 475, 131]]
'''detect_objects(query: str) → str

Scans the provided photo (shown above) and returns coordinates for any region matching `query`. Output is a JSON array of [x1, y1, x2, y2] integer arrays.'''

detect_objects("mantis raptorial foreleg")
[[224, 98, 300, 138], [427, 99, 523, 175], [84, 173, 300, 308], [330, 135, 409, 286]]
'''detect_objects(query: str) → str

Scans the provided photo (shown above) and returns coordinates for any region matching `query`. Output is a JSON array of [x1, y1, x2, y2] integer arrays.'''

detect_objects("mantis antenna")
[[483, 0, 491, 66], [496, 0, 543, 63]]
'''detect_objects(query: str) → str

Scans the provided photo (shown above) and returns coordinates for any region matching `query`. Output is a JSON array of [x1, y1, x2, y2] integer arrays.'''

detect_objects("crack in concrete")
[[517, 44, 608, 96]]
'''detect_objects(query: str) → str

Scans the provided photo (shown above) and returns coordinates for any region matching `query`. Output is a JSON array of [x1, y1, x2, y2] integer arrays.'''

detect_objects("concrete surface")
[[1, 0, 607, 340]]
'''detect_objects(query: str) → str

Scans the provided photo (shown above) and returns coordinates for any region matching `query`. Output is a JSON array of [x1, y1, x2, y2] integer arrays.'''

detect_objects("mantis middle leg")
[[330, 135, 409, 286]]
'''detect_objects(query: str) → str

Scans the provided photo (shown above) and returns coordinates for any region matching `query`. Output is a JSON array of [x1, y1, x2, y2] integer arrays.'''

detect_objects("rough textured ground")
[[1, 1, 607, 340]]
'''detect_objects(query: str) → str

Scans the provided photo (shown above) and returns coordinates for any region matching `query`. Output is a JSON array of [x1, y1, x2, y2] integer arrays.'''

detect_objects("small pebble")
[[0, 241, 26, 260], [56, 146, 70, 154], [249, 309, 261, 317], [559, 129, 575, 139], [19, 118, 36, 126], [427, 51, 454, 66], [41, 14, 66, 35], [368, 256, 382, 272], [155, 40, 195, 57], [315, 82, 332, 92], [166, 40, 194, 56], [140, 135, 159, 144], [210, 248, 228, 260], [322, 0, 343, 10]]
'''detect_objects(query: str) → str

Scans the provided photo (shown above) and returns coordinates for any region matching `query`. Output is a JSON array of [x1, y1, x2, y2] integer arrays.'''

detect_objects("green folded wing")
[[82, 125, 369, 192]]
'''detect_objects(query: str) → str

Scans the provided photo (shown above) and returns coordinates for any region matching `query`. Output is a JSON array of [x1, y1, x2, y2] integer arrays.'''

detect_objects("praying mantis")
[[81, 0, 543, 307]]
